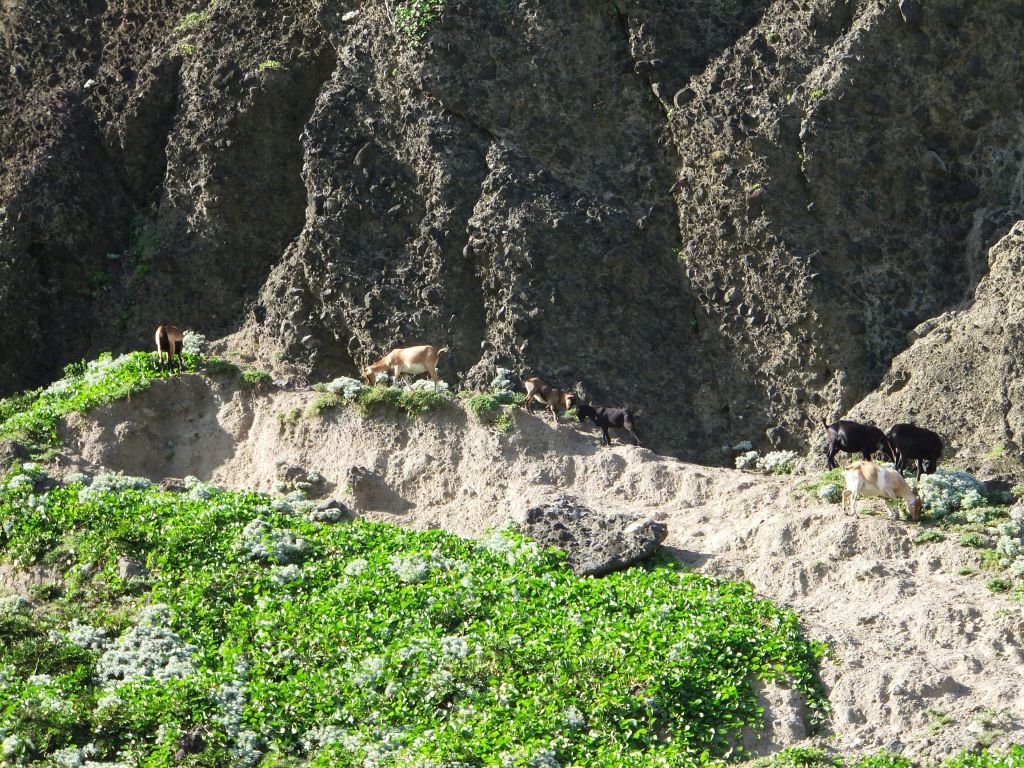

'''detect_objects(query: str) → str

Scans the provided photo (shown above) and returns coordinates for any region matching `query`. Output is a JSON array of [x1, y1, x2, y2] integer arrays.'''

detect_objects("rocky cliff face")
[[2, 0, 1023, 463]]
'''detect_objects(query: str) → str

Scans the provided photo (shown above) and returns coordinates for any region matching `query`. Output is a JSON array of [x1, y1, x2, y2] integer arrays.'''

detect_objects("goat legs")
[[826, 446, 839, 470], [624, 418, 641, 446]]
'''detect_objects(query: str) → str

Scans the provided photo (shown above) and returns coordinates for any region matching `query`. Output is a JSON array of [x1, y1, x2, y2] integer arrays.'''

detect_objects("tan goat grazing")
[[362, 345, 448, 391], [155, 324, 184, 372], [523, 376, 571, 425], [842, 460, 922, 521]]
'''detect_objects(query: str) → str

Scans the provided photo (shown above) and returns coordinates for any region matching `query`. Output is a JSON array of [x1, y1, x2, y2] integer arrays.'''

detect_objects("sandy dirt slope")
[[58, 376, 1024, 761]]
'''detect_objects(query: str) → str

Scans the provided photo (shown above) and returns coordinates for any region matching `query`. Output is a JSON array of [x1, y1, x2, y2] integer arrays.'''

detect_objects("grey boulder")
[[519, 495, 668, 577]]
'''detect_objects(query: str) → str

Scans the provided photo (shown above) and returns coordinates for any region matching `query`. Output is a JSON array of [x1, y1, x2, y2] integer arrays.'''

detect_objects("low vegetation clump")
[[394, 0, 443, 41], [352, 384, 447, 418], [912, 530, 947, 545], [917, 470, 986, 518], [737, 448, 799, 475], [173, 9, 210, 35], [0, 469, 829, 767], [240, 369, 272, 389], [465, 386, 525, 434]]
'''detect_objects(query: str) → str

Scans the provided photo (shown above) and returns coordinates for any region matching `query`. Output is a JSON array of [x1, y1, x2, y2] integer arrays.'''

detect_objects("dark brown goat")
[[887, 423, 943, 480], [155, 324, 184, 372], [823, 418, 893, 470], [567, 395, 641, 446]]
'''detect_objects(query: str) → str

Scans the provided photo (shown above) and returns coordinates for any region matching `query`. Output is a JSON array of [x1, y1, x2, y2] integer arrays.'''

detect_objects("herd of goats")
[[154, 330, 941, 523]]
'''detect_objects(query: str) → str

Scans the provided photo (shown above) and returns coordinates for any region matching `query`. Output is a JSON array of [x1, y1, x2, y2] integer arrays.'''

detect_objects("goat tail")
[[821, 417, 831, 431]]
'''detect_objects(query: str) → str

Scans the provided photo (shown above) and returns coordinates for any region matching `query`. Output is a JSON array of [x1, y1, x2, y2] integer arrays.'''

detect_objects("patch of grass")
[[394, 0, 443, 41], [0, 475, 830, 767], [925, 707, 956, 736], [240, 369, 271, 388], [203, 357, 241, 377], [958, 532, 991, 549], [277, 407, 302, 428], [957, 566, 977, 576], [798, 468, 845, 495], [493, 411, 514, 434], [913, 530, 946, 545], [809, 88, 825, 101], [305, 393, 342, 418], [258, 59, 284, 71], [465, 392, 502, 419], [987, 577, 1012, 594], [354, 385, 446, 418], [979, 549, 1004, 571], [1012, 483, 1024, 501], [174, 9, 209, 35], [986, 443, 1008, 460]]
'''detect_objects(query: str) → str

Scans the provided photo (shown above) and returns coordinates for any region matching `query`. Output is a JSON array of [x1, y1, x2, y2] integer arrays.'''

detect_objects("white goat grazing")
[[842, 460, 922, 521], [362, 345, 448, 391]]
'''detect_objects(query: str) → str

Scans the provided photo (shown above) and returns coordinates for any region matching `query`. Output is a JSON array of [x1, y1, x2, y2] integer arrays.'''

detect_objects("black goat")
[[822, 418, 893, 470], [567, 395, 641, 446], [887, 423, 943, 480]]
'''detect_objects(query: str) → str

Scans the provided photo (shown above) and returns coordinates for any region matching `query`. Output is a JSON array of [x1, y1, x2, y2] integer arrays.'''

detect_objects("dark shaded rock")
[[899, 0, 923, 27], [159, 477, 189, 493], [174, 725, 208, 761], [766, 425, 788, 447], [353, 141, 377, 168], [308, 498, 353, 523], [116, 556, 149, 581], [519, 495, 667, 577], [0, 440, 28, 475]]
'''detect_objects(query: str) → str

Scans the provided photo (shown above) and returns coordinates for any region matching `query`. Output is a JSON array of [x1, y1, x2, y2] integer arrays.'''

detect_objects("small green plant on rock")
[[354, 385, 446, 418], [258, 59, 284, 71], [493, 412, 514, 434], [925, 707, 955, 736], [306, 393, 342, 417], [394, 0, 443, 41], [958, 532, 990, 549], [987, 577, 1012, 594], [913, 530, 946, 545], [174, 9, 209, 35], [240, 369, 271, 388], [277, 407, 302, 428]]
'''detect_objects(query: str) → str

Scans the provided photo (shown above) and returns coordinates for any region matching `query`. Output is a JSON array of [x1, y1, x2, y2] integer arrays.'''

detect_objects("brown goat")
[[523, 376, 571, 425], [362, 345, 448, 391], [155, 324, 184, 372]]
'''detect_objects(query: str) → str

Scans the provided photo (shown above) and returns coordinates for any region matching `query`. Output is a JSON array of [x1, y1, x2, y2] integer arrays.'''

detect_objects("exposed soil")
[[54, 375, 1024, 763]]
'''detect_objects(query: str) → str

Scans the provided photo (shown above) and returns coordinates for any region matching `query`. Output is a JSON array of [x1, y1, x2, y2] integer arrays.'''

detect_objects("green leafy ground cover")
[[0, 468, 829, 767]]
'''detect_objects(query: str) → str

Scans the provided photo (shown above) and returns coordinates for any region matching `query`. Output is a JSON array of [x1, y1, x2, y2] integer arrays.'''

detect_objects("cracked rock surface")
[[3, 0, 1024, 463]]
